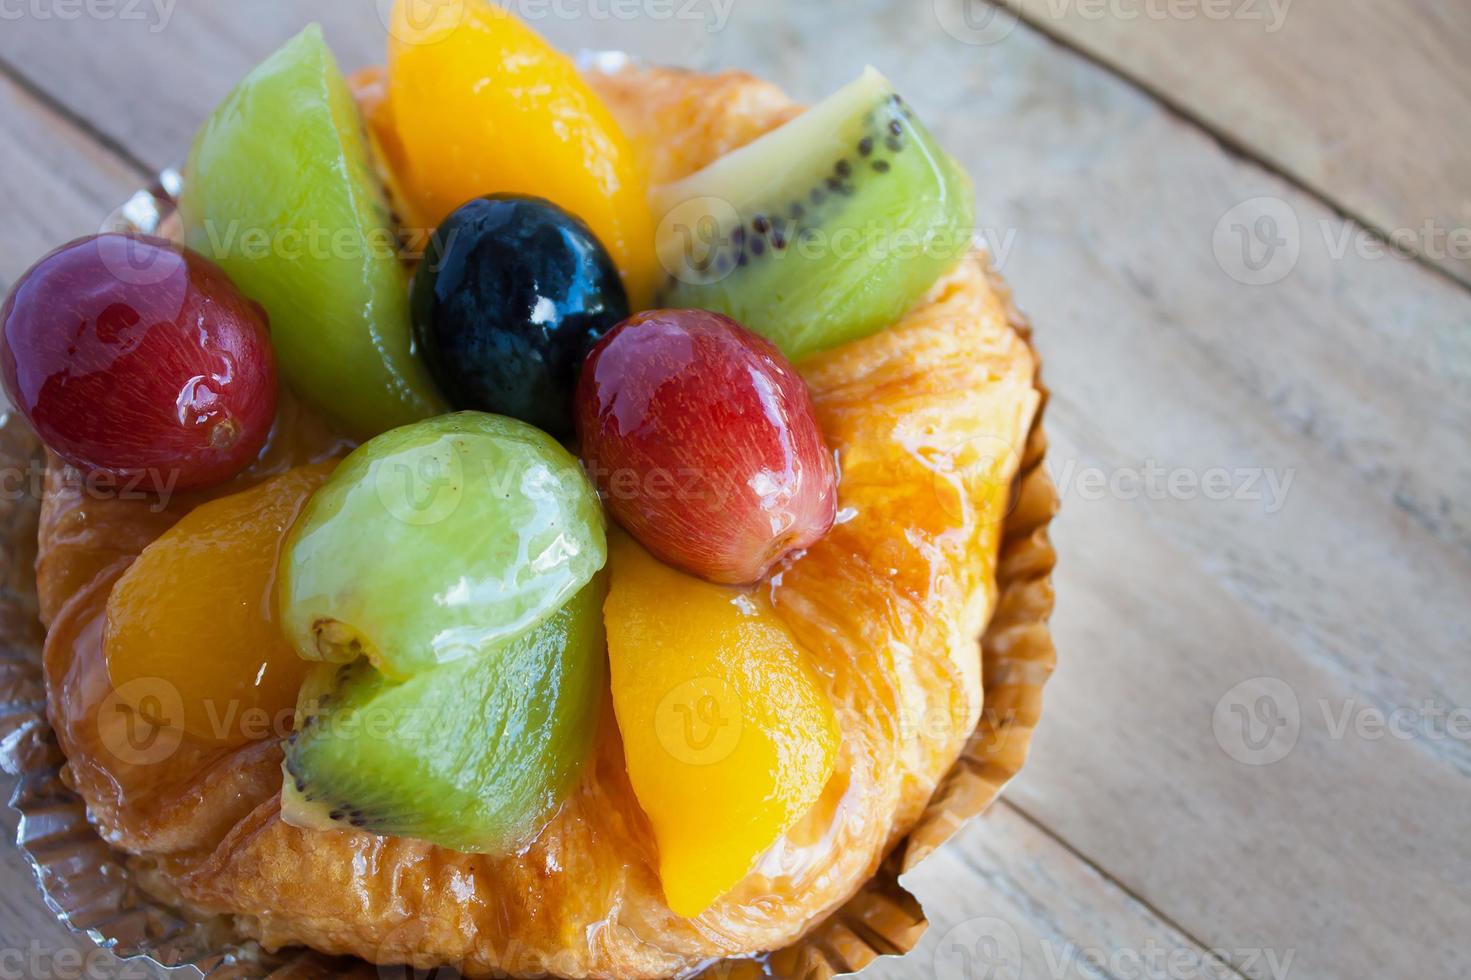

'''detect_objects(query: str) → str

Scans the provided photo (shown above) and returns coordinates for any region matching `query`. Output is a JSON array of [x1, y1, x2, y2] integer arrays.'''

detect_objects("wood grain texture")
[[0, 1, 1467, 978], [0, 73, 141, 292], [997, 0, 1471, 286]]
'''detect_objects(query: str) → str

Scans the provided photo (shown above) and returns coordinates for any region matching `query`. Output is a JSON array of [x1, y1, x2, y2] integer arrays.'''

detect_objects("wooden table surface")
[[2, 2, 1467, 977]]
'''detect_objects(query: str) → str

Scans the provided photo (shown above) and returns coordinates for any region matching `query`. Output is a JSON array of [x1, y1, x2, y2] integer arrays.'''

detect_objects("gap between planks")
[[995, 799, 1252, 980], [985, 0, 1471, 300], [0, 55, 152, 181]]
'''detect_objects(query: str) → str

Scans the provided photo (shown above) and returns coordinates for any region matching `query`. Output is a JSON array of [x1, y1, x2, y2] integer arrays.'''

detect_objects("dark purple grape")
[[411, 195, 628, 438]]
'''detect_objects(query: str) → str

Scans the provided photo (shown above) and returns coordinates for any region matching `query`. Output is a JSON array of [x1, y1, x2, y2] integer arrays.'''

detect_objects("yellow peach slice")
[[104, 464, 334, 746], [386, 0, 657, 304], [604, 531, 839, 917]]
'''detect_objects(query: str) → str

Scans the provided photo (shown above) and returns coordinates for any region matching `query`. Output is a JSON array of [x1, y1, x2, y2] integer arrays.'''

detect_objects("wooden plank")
[[868, 803, 1261, 980], [0, 2, 1468, 979], [993, 0, 1471, 286], [0, 72, 141, 292]]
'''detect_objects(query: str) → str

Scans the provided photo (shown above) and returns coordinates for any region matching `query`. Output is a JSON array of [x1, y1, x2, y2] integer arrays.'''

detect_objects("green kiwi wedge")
[[653, 67, 975, 361], [279, 577, 605, 853], [178, 25, 445, 439]]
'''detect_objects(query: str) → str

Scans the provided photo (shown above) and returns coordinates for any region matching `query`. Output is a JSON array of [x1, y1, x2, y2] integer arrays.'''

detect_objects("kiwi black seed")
[[660, 78, 939, 302]]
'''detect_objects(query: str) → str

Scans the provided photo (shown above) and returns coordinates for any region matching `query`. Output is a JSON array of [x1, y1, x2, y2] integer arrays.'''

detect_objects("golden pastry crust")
[[38, 67, 1039, 979]]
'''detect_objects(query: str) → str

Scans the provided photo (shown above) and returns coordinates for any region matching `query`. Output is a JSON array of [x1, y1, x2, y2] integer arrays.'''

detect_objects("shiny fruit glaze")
[[280, 576, 606, 853], [385, 0, 657, 305], [576, 309, 838, 585], [1, 234, 277, 491], [278, 412, 607, 680], [604, 531, 839, 917], [104, 463, 332, 746], [179, 26, 445, 440], [410, 195, 628, 438]]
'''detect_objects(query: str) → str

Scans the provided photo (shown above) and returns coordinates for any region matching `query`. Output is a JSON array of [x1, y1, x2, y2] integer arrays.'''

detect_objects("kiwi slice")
[[280, 578, 605, 852], [653, 67, 975, 361], [178, 25, 446, 439]]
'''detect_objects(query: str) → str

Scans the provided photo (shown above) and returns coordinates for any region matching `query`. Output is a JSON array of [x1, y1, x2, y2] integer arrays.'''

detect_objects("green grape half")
[[279, 411, 606, 679]]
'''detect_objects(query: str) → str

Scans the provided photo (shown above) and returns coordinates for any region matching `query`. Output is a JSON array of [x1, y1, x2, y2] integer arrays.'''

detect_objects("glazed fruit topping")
[[281, 576, 605, 852], [576, 309, 838, 585], [278, 411, 607, 679], [180, 25, 445, 439], [604, 531, 838, 917], [654, 67, 973, 360], [104, 464, 330, 745], [411, 195, 629, 438], [0, 233, 278, 491], [386, 0, 656, 304]]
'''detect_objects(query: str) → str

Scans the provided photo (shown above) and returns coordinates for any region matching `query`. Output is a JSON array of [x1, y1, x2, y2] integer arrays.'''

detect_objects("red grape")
[[1, 233, 277, 492], [576, 309, 837, 585]]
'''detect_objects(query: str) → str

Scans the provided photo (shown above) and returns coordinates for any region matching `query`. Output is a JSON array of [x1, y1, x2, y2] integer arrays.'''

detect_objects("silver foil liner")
[[0, 89, 1059, 976]]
